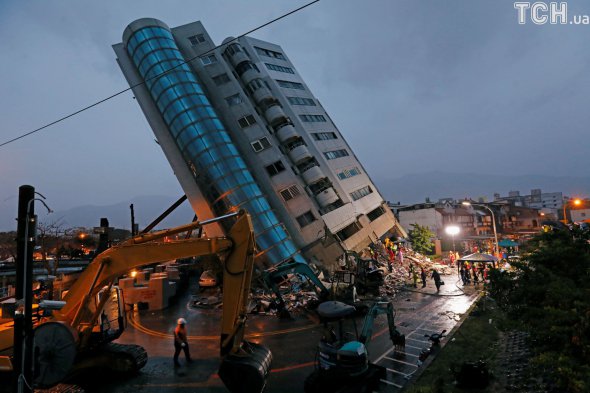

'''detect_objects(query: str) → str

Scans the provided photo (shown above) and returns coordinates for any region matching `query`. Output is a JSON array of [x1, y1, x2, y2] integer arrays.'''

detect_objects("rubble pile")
[[249, 273, 324, 316], [196, 241, 457, 316]]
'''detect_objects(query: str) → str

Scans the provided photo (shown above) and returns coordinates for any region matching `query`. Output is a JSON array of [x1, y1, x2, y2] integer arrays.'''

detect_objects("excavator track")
[[36, 383, 85, 393], [73, 342, 148, 375], [102, 343, 148, 373]]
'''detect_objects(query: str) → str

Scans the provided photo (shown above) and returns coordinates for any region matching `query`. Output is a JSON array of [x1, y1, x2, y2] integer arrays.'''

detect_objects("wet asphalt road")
[[73, 275, 480, 393]]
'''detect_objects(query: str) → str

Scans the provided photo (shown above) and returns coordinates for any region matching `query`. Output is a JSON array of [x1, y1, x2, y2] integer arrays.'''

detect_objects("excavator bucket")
[[393, 331, 406, 351], [218, 341, 272, 393]]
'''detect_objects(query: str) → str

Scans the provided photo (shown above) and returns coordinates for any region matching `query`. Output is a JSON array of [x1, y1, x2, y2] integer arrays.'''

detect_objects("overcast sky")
[[1, 0, 589, 230]]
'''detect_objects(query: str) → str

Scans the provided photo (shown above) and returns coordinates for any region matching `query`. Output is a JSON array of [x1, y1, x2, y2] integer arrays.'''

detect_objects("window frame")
[[296, 210, 316, 227], [251, 137, 271, 152]]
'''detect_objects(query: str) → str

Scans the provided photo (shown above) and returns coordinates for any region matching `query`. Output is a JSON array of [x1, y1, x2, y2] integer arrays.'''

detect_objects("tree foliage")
[[489, 226, 590, 392], [408, 223, 435, 255]]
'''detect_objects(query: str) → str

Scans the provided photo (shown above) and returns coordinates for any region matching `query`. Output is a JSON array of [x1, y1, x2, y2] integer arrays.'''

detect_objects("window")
[[265, 160, 286, 176], [287, 96, 316, 106], [312, 132, 337, 141], [300, 114, 327, 122], [335, 221, 362, 241], [251, 137, 271, 152], [324, 149, 349, 160], [188, 34, 205, 45], [337, 167, 361, 180], [367, 206, 386, 221], [296, 211, 316, 227], [280, 185, 301, 202], [238, 115, 257, 128], [200, 54, 217, 65], [276, 80, 305, 90], [254, 46, 285, 60], [212, 73, 231, 86], [265, 63, 294, 74], [350, 186, 373, 201], [225, 94, 243, 106]]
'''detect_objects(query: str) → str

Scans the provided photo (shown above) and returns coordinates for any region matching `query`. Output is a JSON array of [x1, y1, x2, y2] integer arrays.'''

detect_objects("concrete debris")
[[248, 242, 456, 315]]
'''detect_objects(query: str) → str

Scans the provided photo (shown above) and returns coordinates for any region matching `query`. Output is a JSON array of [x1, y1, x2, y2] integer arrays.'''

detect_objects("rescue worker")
[[420, 267, 427, 288], [174, 317, 192, 366], [431, 269, 442, 292]]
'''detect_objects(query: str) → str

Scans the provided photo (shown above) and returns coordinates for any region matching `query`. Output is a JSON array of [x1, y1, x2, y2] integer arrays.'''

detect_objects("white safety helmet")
[[177, 318, 187, 325]]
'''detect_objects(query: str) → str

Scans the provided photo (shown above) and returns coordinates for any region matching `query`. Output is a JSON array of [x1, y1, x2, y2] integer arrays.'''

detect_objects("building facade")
[[113, 19, 403, 270]]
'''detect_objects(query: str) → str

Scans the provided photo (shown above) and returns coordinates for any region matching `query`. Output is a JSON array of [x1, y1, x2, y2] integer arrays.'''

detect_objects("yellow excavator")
[[0, 210, 271, 393]]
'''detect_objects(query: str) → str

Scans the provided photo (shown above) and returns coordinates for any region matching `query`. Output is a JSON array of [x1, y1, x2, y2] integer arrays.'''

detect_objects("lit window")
[[324, 149, 349, 160], [225, 94, 243, 106], [296, 211, 316, 227], [200, 54, 217, 65], [265, 160, 286, 176], [280, 185, 301, 202], [251, 137, 271, 152], [188, 34, 205, 45], [238, 115, 257, 128]]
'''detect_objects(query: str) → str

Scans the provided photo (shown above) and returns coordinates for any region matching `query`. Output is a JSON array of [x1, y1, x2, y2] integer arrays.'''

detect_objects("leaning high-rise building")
[[113, 18, 405, 270]]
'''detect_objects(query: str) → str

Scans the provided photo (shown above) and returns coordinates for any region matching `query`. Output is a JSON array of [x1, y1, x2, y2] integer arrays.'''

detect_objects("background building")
[[113, 18, 404, 270]]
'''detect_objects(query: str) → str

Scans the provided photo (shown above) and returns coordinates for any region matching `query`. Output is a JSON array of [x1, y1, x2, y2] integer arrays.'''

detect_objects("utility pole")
[[14, 185, 35, 393], [130, 204, 136, 236]]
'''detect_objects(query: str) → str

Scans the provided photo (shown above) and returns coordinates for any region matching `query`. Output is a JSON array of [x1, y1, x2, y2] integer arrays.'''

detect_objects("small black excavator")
[[304, 300, 405, 393]]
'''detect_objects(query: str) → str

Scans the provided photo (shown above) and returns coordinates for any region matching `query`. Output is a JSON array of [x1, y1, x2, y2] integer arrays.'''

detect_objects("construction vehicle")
[[0, 210, 271, 393], [304, 300, 405, 393], [336, 251, 385, 297], [261, 252, 387, 318]]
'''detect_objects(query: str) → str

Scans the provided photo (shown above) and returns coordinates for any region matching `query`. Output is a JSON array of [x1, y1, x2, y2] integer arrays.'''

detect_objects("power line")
[[0, 0, 319, 149]]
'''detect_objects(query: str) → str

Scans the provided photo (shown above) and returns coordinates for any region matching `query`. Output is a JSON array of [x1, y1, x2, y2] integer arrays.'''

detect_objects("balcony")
[[228, 50, 249, 68], [288, 145, 313, 164], [316, 187, 339, 207], [275, 124, 298, 143], [301, 165, 326, 185], [253, 86, 274, 105], [240, 67, 259, 85], [264, 104, 288, 126]]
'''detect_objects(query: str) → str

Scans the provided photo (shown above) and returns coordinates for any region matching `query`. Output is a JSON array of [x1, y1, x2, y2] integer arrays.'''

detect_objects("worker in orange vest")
[[174, 318, 192, 366]]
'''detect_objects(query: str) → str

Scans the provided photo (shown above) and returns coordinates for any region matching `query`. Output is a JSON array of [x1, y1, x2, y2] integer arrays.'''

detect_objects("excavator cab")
[[305, 300, 405, 393], [315, 301, 369, 378]]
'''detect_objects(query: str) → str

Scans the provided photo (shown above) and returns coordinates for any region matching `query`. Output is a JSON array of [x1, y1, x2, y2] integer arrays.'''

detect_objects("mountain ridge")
[[2, 173, 588, 231]]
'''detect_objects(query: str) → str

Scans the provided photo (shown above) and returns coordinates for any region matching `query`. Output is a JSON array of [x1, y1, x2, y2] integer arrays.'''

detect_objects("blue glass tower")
[[122, 19, 305, 265]]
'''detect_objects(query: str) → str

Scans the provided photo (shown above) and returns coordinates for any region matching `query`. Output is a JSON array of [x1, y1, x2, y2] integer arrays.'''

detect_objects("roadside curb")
[[400, 290, 484, 391]]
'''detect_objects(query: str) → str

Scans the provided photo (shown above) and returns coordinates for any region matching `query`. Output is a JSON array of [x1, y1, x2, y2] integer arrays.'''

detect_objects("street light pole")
[[462, 201, 499, 258]]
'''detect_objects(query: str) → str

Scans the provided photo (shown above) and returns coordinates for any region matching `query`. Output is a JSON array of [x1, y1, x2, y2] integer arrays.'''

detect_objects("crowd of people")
[[458, 261, 491, 286]]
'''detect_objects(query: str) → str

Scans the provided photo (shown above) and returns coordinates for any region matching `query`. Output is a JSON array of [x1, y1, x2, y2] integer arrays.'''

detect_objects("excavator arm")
[[2, 210, 272, 393], [358, 301, 405, 350], [54, 213, 238, 341]]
